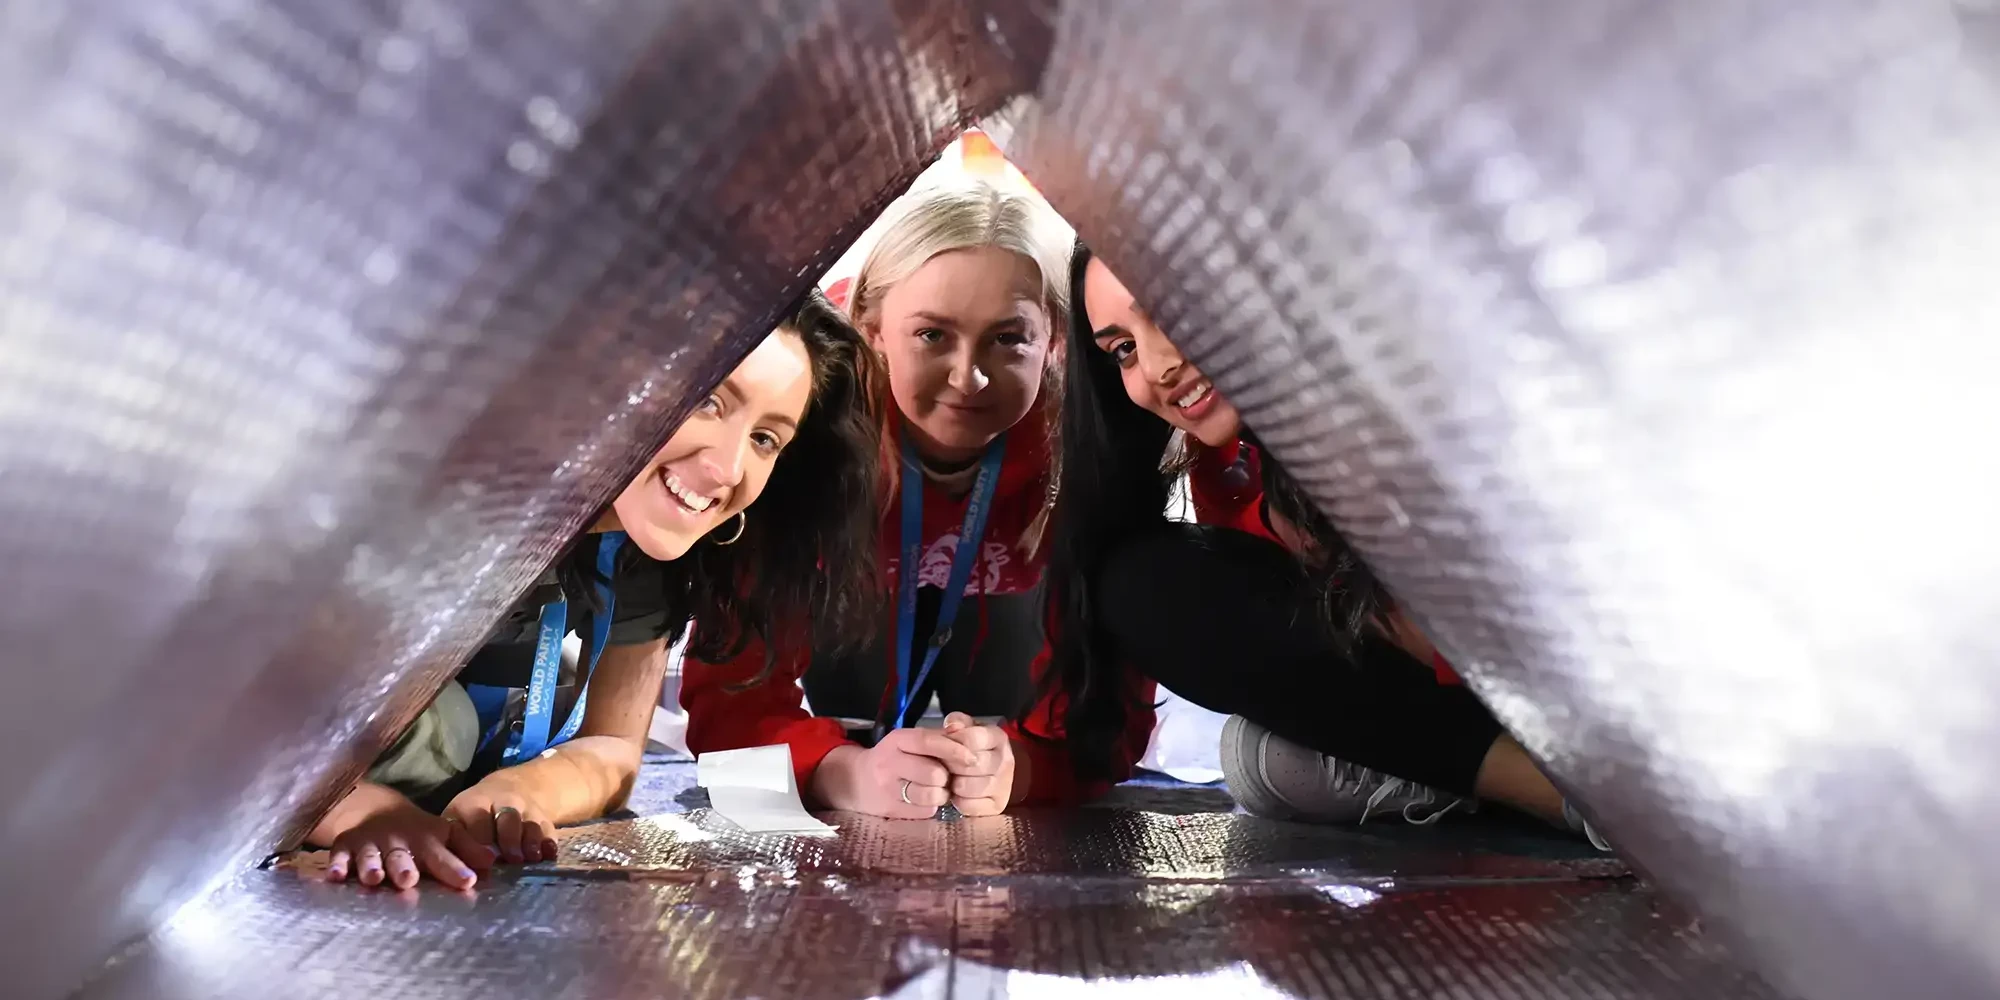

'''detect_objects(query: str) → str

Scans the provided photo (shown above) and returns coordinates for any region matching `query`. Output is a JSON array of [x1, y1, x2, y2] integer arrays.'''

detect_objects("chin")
[[622, 525, 694, 563], [1189, 425, 1237, 449], [1179, 411, 1243, 449], [916, 419, 1004, 456]]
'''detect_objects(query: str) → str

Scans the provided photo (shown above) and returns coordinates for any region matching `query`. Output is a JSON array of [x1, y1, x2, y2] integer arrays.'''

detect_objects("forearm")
[[488, 636, 661, 824], [481, 734, 645, 824], [805, 744, 865, 810], [307, 780, 411, 847]]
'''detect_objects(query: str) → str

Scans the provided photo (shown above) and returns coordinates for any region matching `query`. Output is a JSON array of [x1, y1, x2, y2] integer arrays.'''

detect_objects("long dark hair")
[[1041, 241, 1388, 785], [559, 286, 882, 669], [1037, 241, 1173, 784]]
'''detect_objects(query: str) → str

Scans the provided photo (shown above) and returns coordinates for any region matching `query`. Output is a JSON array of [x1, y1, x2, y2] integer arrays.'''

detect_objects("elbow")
[[597, 738, 646, 812]]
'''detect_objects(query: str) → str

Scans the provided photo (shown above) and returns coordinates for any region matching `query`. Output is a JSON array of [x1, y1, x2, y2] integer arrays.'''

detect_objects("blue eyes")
[[913, 328, 1033, 349]]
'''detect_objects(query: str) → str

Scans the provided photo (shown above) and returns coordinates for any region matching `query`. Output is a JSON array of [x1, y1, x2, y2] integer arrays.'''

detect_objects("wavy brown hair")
[[559, 286, 883, 671]]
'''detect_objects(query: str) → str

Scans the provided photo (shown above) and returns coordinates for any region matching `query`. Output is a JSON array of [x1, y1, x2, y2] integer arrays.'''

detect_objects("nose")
[[1137, 334, 1185, 386], [947, 344, 990, 396], [702, 432, 750, 492]]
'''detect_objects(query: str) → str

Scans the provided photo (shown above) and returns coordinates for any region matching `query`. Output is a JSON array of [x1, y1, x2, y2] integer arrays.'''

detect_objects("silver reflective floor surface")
[[74, 762, 1787, 999]]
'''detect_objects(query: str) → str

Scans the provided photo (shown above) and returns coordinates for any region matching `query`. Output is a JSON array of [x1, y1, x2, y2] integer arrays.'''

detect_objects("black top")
[[457, 546, 676, 689], [397, 545, 677, 811]]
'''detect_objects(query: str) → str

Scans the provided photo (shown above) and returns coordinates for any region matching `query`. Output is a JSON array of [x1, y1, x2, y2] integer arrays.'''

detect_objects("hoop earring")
[[710, 511, 746, 546]]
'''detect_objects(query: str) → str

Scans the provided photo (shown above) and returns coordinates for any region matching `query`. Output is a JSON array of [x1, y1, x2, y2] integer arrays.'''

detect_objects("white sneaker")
[[1219, 715, 1468, 826]]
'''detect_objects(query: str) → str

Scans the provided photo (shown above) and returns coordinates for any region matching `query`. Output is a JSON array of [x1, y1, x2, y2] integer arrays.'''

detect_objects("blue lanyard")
[[890, 434, 1006, 732], [501, 531, 625, 764]]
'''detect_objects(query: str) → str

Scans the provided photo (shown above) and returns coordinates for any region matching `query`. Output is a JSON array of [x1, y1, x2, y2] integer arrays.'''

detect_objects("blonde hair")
[[847, 179, 1070, 556], [848, 180, 1071, 341]]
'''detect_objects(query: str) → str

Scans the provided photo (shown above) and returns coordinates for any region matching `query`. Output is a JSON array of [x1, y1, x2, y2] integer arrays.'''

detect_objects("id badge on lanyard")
[[881, 434, 1006, 740], [469, 531, 625, 764]]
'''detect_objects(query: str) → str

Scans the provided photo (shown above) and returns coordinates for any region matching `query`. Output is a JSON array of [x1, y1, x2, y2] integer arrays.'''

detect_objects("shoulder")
[[605, 547, 677, 643], [609, 547, 670, 610]]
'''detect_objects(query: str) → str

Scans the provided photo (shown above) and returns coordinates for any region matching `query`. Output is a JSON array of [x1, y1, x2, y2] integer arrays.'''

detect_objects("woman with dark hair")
[[309, 288, 883, 890], [1045, 243, 1605, 845]]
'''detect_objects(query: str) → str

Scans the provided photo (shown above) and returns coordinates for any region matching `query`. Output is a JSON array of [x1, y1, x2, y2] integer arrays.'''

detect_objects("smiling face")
[[608, 330, 814, 561], [868, 246, 1052, 464], [1082, 257, 1242, 448]]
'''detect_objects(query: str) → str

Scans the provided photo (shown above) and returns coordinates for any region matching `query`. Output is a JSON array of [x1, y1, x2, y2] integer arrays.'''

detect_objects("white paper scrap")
[[695, 744, 837, 836]]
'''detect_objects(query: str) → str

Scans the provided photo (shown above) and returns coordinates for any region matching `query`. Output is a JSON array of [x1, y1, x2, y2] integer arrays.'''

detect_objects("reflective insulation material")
[[8, 0, 1999, 997], [0, 3, 1044, 998], [1009, 3, 2000, 1000], [76, 804, 1776, 1000], [546, 806, 1630, 883]]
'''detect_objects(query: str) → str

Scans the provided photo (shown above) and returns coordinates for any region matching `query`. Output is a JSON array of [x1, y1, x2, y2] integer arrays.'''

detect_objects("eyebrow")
[[1092, 324, 1130, 343], [717, 374, 748, 408], [719, 374, 801, 431], [914, 311, 1029, 335]]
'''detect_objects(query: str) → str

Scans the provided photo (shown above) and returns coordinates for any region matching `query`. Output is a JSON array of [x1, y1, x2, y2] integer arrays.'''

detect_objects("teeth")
[[662, 471, 716, 512], [1175, 383, 1211, 409]]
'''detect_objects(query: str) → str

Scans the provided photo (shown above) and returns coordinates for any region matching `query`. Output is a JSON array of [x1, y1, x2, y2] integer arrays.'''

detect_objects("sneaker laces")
[[1322, 756, 1465, 827]]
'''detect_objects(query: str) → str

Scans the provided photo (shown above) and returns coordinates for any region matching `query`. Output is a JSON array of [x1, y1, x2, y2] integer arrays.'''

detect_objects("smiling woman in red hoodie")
[[681, 183, 1156, 819]]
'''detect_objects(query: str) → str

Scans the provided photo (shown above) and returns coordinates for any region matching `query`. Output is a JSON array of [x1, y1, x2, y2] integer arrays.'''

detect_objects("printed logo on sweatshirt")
[[909, 533, 1017, 595]]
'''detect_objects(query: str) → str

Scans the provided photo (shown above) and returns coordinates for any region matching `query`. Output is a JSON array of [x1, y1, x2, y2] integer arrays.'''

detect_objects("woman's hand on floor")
[[809, 729, 979, 819], [939, 713, 1016, 816], [444, 777, 560, 864], [324, 789, 493, 891]]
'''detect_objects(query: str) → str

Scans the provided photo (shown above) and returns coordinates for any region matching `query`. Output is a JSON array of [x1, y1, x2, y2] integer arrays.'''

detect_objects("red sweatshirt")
[[1187, 437, 1462, 686], [682, 415, 1158, 805]]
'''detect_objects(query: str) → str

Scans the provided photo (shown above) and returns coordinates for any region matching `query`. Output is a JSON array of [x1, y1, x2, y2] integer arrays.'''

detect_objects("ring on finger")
[[384, 847, 414, 859], [900, 779, 913, 805]]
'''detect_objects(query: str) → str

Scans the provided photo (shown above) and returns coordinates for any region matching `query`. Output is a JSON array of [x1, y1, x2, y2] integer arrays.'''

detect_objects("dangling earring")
[[710, 511, 746, 546]]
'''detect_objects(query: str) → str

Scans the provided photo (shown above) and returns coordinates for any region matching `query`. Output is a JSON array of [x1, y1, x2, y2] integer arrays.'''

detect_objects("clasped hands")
[[810, 712, 1017, 819]]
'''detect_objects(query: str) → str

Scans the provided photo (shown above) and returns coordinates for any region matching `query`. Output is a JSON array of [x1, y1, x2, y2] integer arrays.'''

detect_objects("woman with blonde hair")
[[683, 180, 1157, 818]]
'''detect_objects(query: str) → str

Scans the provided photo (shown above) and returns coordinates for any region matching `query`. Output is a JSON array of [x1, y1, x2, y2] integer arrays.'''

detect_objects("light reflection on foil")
[[633, 813, 714, 844], [888, 961, 1294, 1000], [563, 840, 634, 867], [1316, 883, 1384, 909]]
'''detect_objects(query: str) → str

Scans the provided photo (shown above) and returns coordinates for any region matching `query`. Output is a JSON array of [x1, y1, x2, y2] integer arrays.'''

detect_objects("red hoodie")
[[682, 415, 1158, 804], [1187, 436, 1462, 686]]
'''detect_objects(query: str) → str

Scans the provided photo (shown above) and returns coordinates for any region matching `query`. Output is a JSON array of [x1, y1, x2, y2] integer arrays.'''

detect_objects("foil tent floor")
[[74, 759, 1786, 1000]]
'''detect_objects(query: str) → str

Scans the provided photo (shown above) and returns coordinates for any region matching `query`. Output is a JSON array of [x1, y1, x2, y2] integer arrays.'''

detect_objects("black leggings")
[[1095, 523, 1503, 796]]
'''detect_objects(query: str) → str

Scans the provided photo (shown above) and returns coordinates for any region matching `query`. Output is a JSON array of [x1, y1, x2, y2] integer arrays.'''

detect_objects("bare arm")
[[451, 637, 668, 826]]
